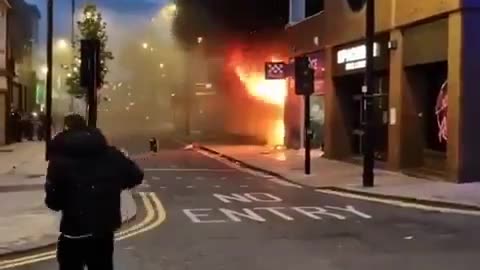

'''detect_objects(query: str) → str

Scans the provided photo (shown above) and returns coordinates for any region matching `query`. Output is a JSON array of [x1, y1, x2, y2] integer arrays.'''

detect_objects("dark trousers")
[[57, 233, 114, 270]]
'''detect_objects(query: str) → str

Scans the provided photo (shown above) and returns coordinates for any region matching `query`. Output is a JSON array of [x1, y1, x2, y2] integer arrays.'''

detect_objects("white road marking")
[[254, 207, 294, 221], [316, 189, 480, 216], [183, 209, 227, 223], [219, 208, 266, 222], [265, 178, 303, 188], [186, 185, 195, 189], [292, 207, 346, 220], [195, 149, 303, 189], [214, 192, 283, 203], [325, 205, 372, 219]]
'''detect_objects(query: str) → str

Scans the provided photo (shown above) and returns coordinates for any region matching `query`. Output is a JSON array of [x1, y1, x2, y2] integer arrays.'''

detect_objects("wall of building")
[[287, 0, 461, 55]]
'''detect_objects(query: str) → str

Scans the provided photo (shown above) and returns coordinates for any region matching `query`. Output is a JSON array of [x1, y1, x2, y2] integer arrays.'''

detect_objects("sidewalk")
[[0, 142, 137, 256], [200, 144, 480, 209]]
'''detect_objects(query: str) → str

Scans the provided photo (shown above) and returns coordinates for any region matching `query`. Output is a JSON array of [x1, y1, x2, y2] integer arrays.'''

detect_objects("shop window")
[[305, 0, 324, 17], [420, 63, 448, 152]]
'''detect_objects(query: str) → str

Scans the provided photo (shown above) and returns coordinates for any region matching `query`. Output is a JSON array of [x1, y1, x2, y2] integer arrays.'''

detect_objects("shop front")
[[331, 35, 390, 161]]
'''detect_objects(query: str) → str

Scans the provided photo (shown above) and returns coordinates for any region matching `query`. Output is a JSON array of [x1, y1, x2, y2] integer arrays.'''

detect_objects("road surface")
[[3, 137, 480, 270]]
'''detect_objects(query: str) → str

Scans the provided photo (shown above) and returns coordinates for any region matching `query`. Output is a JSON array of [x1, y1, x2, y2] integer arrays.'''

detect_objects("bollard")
[[149, 137, 158, 153]]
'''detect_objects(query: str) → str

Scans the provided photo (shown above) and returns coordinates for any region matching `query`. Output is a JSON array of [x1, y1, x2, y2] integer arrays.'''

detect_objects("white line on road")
[[196, 150, 303, 189], [316, 189, 480, 216], [186, 186, 195, 189]]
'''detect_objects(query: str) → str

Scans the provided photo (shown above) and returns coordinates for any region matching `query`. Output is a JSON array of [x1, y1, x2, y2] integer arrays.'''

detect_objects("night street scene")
[[1, 0, 480, 269]]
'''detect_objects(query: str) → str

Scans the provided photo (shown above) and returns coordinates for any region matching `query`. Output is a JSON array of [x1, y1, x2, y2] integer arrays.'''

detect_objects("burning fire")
[[234, 65, 287, 106], [233, 57, 287, 146]]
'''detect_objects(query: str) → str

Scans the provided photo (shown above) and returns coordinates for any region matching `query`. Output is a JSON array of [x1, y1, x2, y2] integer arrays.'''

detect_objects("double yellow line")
[[0, 192, 165, 269]]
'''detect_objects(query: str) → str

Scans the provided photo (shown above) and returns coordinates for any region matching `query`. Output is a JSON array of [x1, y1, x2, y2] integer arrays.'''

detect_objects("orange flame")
[[233, 57, 287, 146], [234, 65, 287, 106]]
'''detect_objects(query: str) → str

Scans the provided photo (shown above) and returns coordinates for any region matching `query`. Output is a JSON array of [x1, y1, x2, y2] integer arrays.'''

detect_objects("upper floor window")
[[305, 0, 324, 17]]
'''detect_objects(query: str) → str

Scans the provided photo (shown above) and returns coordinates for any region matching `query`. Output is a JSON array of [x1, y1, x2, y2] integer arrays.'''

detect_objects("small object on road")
[[404, 236, 414, 240], [149, 137, 158, 153], [184, 143, 199, 150]]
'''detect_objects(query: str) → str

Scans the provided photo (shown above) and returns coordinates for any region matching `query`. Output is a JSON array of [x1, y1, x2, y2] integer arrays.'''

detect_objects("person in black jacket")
[[45, 114, 143, 270]]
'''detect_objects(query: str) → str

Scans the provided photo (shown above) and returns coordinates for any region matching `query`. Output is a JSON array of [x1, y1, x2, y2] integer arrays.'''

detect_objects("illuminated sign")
[[265, 62, 287, 80], [337, 43, 380, 71]]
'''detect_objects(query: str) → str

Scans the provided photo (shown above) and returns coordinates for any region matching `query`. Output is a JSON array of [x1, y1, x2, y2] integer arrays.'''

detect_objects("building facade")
[[286, 0, 480, 182], [0, 0, 10, 145], [0, 0, 40, 145]]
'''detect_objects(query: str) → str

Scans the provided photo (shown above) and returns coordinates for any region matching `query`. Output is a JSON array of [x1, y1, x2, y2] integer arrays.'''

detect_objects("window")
[[305, 0, 324, 18]]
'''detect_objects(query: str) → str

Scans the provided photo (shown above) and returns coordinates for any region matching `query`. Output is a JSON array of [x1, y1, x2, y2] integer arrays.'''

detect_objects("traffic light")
[[80, 39, 101, 89], [294, 56, 314, 96]]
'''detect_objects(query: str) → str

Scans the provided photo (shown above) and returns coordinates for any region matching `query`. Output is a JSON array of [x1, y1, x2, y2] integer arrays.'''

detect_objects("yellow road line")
[[116, 192, 155, 237], [116, 193, 166, 240], [0, 192, 165, 269]]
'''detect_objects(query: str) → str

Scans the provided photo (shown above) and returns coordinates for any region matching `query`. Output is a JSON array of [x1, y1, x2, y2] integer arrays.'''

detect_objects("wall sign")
[[337, 43, 380, 71]]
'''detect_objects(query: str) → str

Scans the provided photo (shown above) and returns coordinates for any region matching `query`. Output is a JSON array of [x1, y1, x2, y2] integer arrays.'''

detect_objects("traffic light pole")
[[363, 0, 375, 187], [45, 0, 53, 160], [304, 94, 311, 175]]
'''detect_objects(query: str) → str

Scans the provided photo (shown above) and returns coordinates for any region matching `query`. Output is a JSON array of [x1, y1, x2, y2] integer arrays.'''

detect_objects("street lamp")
[[363, 0, 375, 187], [40, 65, 48, 76], [56, 39, 69, 50], [46, 0, 53, 159], [142, 42, 149, 49]]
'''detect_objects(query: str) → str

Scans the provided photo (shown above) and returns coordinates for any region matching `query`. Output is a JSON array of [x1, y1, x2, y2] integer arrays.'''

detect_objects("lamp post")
[[45, 0, 53, 160], [362, 0, 375, 187]]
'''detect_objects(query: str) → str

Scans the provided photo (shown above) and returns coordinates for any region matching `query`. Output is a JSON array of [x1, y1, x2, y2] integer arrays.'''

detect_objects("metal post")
[[363, 0, 375, 187], [304, 94, 311, 175], [71, 0, 75, 47], [87, 46, 98, 128], [45, 0, 53, 160]]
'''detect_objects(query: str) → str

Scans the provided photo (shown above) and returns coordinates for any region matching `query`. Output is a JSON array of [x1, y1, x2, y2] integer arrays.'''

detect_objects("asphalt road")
[[8, 137, 480, 270]]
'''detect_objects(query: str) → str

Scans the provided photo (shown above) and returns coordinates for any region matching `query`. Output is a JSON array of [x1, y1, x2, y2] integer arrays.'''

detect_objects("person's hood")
[[51, 128, 108, 158]]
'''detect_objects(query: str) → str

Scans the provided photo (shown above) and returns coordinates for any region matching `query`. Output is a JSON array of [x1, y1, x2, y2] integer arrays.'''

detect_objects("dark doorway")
[[334, 72, 389, 161]]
